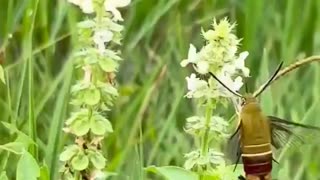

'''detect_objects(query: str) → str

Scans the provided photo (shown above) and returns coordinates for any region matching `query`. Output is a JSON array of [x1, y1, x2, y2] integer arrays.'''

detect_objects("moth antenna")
[[208, 72, 243, 98], [253, 61, 283, 97], [254, 56, 320, 95]]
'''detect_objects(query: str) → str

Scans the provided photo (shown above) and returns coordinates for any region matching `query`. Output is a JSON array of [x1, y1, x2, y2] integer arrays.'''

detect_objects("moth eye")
[[241, 99, 246, 106]]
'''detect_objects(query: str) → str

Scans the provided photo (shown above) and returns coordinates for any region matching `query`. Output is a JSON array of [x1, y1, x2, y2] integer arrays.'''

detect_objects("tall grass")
[[0, 0, 320, 179]]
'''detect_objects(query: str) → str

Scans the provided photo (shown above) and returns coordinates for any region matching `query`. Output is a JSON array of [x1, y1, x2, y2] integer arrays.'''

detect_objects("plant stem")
[[201, 100, 213, 155], [27, 0, 39, 160], [199, 100, 213, 180], [95, 0, 104, 24]]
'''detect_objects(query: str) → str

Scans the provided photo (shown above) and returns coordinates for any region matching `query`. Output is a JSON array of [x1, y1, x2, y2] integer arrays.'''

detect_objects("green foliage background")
[[1, 0, 320, 179]]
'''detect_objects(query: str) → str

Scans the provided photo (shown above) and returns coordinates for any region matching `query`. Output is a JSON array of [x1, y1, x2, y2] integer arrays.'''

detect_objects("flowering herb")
[[60, 0, 130, 179], [181, 18, 250, 179]]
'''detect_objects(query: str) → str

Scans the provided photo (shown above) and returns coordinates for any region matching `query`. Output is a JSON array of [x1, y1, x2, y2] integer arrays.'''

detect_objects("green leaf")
[[98, 58, 118, 72], [91, 115, 113, 135], [211, 164, 244, 180], [97, 81, 118, 96], [1, 122, 35, 149], [88, 151, 106, 169], [71, 82, 89, 94], [0, 171, 8, 180], [184, 158, 197, 170], [59, 145, 79, 161], [91, 119, 107, 135], [0, 65, 5, 84], [62, 172, 74, 180], [15, 133, 34, 149], [66, 109, 88, 125], [16, 152, 40, 180], [83, 87, 101, 105], [70, 117, 90, 136], [65, 114, 78, 125], [145, 166, 198, 180], [71, 152, 89, 171], [39, 164, 50, 180], [201, 174, 220, 180], [0, 142, 25, 154]]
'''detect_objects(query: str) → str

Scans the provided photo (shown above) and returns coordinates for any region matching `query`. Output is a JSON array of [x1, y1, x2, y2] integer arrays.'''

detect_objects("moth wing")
[[224, 123, 242, 165], [269, 116, 320, 149]]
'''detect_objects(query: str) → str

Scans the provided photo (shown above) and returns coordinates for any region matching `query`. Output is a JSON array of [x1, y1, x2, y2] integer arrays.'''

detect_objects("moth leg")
[[272, 157, 279, 164], [233, 152, 242, 172]]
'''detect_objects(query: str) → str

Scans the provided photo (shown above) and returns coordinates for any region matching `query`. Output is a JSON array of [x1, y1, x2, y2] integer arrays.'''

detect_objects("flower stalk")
[[201, 101, 214, 156], [181, 18, 250, 179], [60, 0, 130, 179]]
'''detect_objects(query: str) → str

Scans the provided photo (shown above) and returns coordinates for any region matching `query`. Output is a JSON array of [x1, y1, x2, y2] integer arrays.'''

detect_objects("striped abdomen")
[[242, 143, 272, 177], [240, 102, 273, 177]]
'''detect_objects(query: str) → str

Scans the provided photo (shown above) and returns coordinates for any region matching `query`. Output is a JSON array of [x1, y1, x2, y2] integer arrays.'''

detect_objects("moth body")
[[240, 95, 273, 177]]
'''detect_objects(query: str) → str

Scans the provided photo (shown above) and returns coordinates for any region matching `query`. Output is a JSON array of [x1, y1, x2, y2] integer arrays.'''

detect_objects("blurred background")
[[1, 0, 320, 179]]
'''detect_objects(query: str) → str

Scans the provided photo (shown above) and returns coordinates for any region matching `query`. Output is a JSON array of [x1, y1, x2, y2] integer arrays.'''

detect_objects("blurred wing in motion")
[[225, 123, 242, 165], [269, 116, 320, 149], [225, 116, 320, 165]]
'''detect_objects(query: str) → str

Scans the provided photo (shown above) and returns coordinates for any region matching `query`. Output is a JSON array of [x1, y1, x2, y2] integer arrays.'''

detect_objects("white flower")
[[185, 74, 209, 98], [93, 30, 113, 54], [220, 51, 250, 77], [68, 0, 94, 14], [104, 0, 131, 21], [195, 61, 209, 74], [69, 0, 131, 18], [184, 150, 201, 170], [232, 76, 244, 92], [220, 63, 236, 75], [186, 74, 207, 92], [185, 115, 229, 136], [184, 149, 225, 170], [209, 116, 229, 136], [216, 73, 243, 96], [235, 51, 250, 77], [180, 44, 198, 67], [181, 44, 209, 74], [208, 149, 225, 165], [184, 116, 205, 135]]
